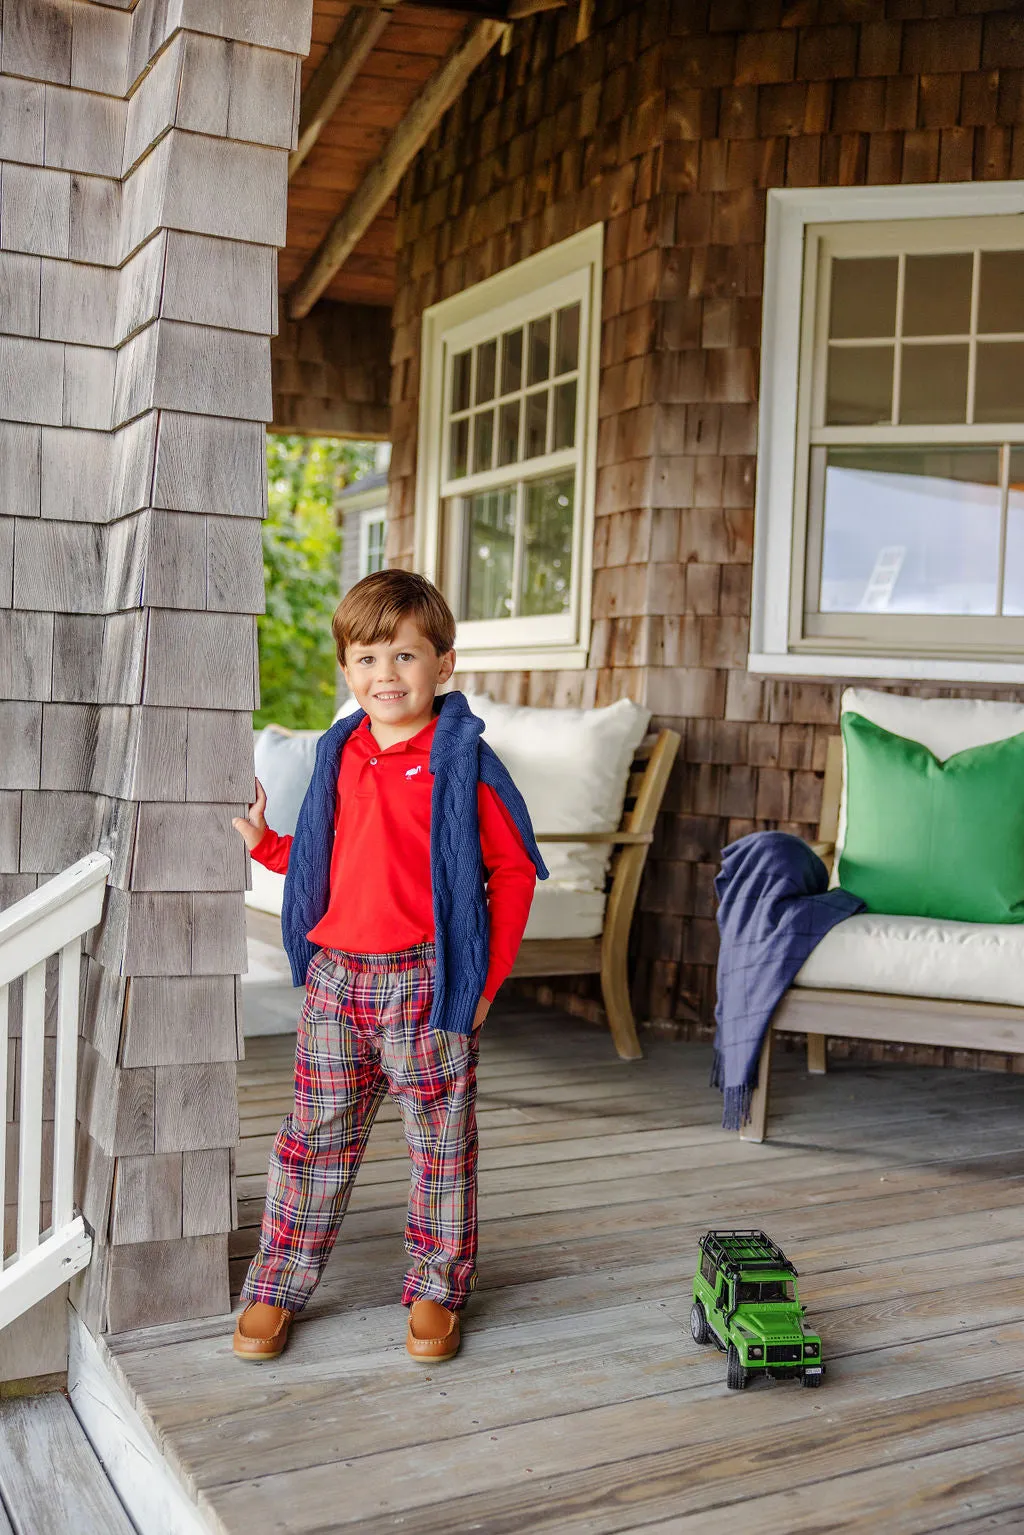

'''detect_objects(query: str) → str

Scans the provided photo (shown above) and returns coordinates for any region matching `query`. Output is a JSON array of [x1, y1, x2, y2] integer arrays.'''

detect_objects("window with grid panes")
[[415, 226, 601, 670], [360, 509, 386, 578], [795, 217, 1024, 659]]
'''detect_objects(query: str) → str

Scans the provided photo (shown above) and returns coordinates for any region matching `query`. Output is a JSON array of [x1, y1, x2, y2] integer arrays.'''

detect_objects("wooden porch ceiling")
[[282, 0, 567, 314]]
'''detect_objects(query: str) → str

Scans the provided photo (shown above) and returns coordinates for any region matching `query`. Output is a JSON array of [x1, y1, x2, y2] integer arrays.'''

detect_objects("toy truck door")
[[712, 1276, 730, 1338]]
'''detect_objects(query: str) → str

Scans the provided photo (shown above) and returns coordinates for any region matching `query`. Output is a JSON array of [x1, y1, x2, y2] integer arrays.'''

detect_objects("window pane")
[[829, 257, 898, 340], [472, 409, 494, 474], [974, 342, 1024, 423], [1004, 448, 1024, 615], [555, 303, 580, 375], [527, 315, 551, 385], [520, 473, 574, 617], [501, 329, 523, 394], [449, 417, 469, 480], [552, 379, 577, 450], [903, 253, 973, 336], [825, 345, 893, 425], [899, 342, 968, 424], [525, 389, 549, 457], [466, 488, 516, 621], [978, 251, 1024, 334], [817, 447, 1001, 616], [365, 518, 385, 576], [452, 350, 471, 413], [497, 399, 521, 466], [475, 339, 497, 405]]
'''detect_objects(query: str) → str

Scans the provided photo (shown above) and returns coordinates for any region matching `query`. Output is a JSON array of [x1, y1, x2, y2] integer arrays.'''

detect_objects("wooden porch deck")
[[101, 1001, 1024, 1535]]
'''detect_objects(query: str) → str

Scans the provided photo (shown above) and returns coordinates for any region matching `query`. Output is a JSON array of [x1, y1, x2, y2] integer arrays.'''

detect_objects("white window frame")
[[751, 182, 1024, 684], [359, 506, 387, 579], [415, 224, 602, 670]]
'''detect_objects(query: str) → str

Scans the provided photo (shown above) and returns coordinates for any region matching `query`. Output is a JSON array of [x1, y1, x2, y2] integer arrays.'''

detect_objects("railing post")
[[53, 941, 82, 1232], [17, 962, 47, 1258], [0, 986, 7, 1248]]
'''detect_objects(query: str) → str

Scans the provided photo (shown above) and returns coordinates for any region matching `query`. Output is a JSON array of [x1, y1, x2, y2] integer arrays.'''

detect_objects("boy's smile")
[[342, 615, 456, 750]]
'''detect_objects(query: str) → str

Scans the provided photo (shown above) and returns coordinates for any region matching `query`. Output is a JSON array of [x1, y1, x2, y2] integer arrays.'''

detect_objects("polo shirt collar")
[[356, 714, 438, 757]]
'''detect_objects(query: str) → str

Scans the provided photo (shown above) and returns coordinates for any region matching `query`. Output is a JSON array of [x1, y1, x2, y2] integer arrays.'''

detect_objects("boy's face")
[[342, 615, 455, 737]]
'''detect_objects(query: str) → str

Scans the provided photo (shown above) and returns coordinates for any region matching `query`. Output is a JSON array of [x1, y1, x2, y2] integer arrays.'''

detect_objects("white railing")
[[0, 852, 110, 1330]]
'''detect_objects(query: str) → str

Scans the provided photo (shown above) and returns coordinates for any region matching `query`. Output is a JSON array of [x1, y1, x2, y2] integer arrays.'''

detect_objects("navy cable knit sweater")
[[281, 690, 548, 1035]]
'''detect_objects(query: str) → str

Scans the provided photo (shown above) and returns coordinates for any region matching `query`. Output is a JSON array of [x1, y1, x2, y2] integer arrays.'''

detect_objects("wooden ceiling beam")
[[342, 0, 568, 19], [289, 5, 397, 181], [288, 18, 507, 320]]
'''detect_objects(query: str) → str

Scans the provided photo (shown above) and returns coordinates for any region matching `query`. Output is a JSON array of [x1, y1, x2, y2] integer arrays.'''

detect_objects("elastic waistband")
[[324, 941, 436, 974]]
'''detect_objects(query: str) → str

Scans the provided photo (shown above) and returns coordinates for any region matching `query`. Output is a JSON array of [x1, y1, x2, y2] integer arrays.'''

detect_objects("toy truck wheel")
[[690, 1302, 711, 1346], [726, 1344, 749, 1390], [802, 1370, 823, 1388]]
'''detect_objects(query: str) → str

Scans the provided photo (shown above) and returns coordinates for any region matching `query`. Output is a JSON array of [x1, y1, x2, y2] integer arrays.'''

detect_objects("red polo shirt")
[[251, 716, 537, 1002]]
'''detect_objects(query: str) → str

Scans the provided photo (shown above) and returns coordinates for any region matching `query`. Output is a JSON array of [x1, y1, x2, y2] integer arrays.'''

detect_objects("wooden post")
[[0, 0, 313, 1350]]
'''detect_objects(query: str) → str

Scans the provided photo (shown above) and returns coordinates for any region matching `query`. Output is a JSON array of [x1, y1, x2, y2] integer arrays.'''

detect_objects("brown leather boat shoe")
[[406, 1299, 461, 1362], [233, 1302, 293, 1361]]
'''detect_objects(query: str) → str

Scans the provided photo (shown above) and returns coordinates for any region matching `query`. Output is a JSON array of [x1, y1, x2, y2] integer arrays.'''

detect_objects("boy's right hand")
[[233, 779, 268, 852]]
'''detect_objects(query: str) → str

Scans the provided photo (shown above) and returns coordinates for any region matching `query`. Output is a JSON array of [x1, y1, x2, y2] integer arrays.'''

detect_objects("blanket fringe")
[[721, 1085, 752, 1132], [712, 1050, 752, 1129]]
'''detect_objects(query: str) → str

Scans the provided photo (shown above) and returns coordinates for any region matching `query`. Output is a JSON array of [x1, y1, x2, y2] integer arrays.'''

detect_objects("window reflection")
[[818, 447, 1001, 615], [465, 489, 516, 621], [520, 474, 574, 617]]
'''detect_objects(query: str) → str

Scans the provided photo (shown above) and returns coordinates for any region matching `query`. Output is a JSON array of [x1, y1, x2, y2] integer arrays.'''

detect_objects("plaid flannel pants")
[[240, 943, 479, 1314]]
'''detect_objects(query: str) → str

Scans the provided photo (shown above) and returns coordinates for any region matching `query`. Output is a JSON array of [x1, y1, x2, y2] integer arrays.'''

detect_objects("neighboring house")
[[339, 462, 391, 598], [1, 0, 1023, 1366], [336, 453, 390, 705]]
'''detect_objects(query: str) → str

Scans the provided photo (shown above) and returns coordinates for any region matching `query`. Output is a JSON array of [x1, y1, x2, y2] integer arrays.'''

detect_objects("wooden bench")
[[512, 728, 680, 1062], [742, 733, 1024, 1142]]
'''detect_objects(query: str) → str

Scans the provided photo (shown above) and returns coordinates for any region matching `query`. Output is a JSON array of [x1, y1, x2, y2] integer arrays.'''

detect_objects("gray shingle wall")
[[0, 0, 313, 1341]]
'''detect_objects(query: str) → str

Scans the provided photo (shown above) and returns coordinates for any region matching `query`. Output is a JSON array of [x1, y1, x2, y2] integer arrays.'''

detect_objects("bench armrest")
[[809, 839, 835, 876], [534, 831, 654, 845]]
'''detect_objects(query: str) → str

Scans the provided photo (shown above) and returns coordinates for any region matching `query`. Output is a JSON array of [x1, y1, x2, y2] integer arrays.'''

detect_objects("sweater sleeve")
[[478, 783, 537, 1002], [250, 827, 293, 874]]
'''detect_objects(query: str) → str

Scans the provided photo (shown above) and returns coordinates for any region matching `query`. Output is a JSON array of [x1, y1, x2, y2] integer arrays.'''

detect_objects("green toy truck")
[[691, 1230, 824, 1389]]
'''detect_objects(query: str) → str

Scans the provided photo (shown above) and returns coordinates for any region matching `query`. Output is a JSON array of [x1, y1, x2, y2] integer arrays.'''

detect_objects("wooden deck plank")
[[103, 1248, 1024, 1484], [105, 1005, 1024, 1535], [202, 1374, 1024, 1531], [0, 1395, 135, 1535]]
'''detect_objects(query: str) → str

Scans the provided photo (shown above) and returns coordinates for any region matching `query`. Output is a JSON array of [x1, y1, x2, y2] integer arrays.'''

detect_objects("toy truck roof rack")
[[699, 1230, 798, 1279]]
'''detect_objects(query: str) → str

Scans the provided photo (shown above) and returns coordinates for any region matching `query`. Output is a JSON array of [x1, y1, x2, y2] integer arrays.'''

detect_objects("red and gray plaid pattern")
[[241, 943, 479, 1313]]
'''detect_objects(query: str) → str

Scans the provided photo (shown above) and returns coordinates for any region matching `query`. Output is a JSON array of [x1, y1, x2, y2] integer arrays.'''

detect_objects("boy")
[[231, 570, 546, 1363]]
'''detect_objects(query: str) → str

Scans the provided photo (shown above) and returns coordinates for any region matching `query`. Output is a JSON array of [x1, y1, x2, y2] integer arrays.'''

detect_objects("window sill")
[[748, 651, 1024, 684], [455, 643, 589, 672]]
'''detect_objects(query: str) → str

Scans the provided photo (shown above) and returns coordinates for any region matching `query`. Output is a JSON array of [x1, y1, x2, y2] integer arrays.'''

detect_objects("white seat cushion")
[[246, 860, 286, 918], [246, 864, 605, 943], [523, 882, 605, 941], [793, 911, 1024, 1008]]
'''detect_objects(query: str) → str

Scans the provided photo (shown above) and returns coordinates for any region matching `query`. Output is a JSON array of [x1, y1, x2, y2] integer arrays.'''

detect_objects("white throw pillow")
[[253, 727, 321, 838], [461, 693, 651, 891], [834, 688, 1024, 875]]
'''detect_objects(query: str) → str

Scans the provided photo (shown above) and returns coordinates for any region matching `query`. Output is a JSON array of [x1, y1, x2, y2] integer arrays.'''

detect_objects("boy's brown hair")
[[332, 569, 456, 664]]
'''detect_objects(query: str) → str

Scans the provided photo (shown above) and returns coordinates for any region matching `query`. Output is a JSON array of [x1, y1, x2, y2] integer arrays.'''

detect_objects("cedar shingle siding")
[[389, 0, 1024, 1061]]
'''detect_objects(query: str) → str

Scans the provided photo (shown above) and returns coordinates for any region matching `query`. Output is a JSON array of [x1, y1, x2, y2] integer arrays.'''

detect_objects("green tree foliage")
[[257, 434, 377, 729]]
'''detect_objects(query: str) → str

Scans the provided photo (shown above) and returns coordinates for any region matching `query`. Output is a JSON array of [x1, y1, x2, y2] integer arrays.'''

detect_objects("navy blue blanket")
[[712, 831, 864, 1130]]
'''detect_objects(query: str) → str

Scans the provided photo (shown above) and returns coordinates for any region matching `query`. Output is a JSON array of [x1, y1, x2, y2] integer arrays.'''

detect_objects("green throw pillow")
[[837, 712, 1024, 924]]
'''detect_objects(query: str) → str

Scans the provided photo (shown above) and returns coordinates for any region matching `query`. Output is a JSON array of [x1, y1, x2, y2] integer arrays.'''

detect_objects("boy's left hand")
[[472, 996, 490, 1033]]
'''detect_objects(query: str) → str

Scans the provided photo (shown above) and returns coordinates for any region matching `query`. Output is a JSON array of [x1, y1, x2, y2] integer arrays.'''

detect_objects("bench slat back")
[[609, 731, 680, 887]]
